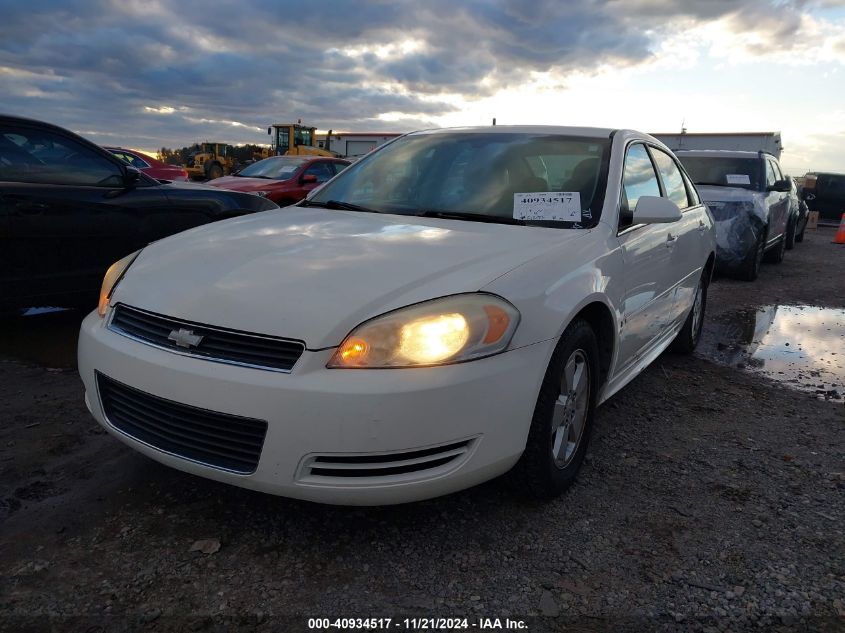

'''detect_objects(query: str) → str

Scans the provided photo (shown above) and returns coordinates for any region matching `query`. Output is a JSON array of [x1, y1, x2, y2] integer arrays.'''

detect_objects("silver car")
[[676, 150, 792, 281]]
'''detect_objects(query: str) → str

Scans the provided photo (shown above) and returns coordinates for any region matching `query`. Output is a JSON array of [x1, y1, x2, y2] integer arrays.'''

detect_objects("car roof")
[[409, 125, 618, 138], [403, 126, 679, 154], [0, 113, 65, 128], [674, 149, 775, 159]]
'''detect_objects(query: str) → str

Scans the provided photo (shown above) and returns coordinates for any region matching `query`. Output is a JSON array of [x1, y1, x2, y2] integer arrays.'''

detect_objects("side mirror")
[[769, 179, 791, 193], [300, 173, 318, 184], [123, 167, 142, 188], [632, 196, 681, 224]]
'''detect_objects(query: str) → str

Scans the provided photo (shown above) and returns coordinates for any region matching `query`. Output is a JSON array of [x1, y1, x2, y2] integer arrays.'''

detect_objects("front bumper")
[[714, 215, 764, 272], [78, 310, 553, 505]]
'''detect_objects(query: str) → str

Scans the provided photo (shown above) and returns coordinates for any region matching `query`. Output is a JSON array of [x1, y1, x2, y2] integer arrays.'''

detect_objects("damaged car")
[[675, 150, 793, 281]]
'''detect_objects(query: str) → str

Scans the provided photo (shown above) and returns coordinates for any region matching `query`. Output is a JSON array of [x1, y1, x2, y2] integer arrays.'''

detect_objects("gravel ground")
[[0, 226, 843, 633]]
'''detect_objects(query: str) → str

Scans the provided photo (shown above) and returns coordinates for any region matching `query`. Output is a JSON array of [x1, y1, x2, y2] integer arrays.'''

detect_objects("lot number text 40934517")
[[307, 617, 528, 630]]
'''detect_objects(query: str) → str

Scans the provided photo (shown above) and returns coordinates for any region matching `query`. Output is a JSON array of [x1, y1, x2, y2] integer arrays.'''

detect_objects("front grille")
[[109, 304, 305, 372], [97, 373, 267, 474], [303, 440, 473, 480]]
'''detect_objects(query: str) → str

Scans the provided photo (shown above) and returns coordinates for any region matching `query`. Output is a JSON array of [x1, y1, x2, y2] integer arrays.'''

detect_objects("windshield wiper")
[[415, 210, 526, 225], [299, 199, 385, 213]]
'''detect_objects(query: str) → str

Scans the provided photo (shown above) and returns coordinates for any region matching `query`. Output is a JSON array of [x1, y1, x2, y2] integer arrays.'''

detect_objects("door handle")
[[666, 233, 677, 247], [698, 220, 706, 231], [16, 202, 49, 215]]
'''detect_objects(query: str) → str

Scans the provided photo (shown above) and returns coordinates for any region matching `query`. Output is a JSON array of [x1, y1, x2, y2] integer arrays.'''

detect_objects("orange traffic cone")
[[834, 214, 845, 244]]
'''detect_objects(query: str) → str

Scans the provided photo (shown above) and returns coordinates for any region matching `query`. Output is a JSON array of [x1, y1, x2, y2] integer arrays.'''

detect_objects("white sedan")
[[78, 126, 715, 505]]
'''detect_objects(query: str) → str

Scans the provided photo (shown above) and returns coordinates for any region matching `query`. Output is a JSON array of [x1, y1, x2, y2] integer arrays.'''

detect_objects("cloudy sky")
[[1, 0, 843, 174]]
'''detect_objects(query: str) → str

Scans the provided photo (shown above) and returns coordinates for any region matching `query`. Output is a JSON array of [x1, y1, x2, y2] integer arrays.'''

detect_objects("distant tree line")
[[157, 144, 268, 166]]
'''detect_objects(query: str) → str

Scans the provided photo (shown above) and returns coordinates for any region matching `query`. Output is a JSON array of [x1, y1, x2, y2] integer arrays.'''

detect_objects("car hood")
[[155, 179, 279, 212], [208, 176, 286, 191], [112, 207, 586, 348], [697, 185, 768, 223], [156, 180, 226, 191]]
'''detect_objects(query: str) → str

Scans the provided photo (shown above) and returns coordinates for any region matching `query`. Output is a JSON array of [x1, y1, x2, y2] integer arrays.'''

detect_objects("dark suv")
[[802, 172, 845, 222], [0, 115, 279, 312], [675, 150, 798, 281]]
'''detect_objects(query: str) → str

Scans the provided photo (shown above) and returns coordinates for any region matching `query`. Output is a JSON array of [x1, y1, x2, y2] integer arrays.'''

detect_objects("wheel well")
[[704, 252, 715, 284], [573, 302, 614, 390]]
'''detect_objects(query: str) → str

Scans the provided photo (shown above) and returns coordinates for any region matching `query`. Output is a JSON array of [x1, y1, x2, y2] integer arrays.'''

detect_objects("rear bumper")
[[78, 310, 553, 505]]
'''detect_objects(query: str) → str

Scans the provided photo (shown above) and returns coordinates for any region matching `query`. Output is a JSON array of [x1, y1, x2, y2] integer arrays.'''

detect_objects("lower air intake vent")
[[97, 372, 267, 474], [302, 440, 473, 480]]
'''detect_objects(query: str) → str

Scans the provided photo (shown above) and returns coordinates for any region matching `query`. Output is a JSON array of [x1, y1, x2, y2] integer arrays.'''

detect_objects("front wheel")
[[671, 270, 707, 353], [514, 319, 599, 500]]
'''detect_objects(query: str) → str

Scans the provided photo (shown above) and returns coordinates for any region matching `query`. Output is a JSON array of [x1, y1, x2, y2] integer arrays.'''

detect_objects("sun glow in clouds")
[[334, 38, 426, 61]]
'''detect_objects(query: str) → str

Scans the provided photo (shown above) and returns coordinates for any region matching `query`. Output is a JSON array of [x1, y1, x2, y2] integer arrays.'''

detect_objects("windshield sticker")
[[726, 174, 751, 185], [513, 192, 581, 222]]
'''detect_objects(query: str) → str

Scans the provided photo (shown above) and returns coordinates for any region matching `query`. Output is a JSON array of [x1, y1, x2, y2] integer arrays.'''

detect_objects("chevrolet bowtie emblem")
[[167, 328, 204, 348]]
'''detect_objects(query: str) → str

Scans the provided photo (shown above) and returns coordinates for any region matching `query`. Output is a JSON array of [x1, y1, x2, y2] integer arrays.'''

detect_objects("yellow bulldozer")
[[185, 142, 237, 180], [268, 123, 337, 157]]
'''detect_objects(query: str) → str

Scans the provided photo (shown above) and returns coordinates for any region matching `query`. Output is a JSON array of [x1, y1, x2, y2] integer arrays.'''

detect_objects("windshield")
[[309, 132, 610, 227], [678, 156, 761, 190], [238, 156, 308, 179]]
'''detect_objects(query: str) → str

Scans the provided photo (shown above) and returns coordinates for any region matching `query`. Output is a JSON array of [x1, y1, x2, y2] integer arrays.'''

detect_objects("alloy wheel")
[[551, 349, 590, 468]]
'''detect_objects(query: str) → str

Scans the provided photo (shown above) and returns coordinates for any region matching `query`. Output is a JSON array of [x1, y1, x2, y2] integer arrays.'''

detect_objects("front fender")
[[482, 227, 624, 349]]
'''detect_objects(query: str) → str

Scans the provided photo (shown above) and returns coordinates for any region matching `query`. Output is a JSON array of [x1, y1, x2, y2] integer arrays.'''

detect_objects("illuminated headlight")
[[328, 294, 520, 368], [97, 250, 141, 317]]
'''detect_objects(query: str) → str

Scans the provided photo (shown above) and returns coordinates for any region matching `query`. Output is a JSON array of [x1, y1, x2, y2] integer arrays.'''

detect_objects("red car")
[[208, 156, 351, 206], [106, 147, 189, 182]]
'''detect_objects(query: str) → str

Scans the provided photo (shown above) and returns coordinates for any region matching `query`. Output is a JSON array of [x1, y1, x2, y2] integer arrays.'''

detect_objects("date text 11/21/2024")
[[307, 617, 529, 630]]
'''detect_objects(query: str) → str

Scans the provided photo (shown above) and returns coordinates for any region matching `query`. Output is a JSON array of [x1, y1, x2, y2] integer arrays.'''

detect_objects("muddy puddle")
[[0, 308, 86, 369], [698, 305, 845, 403]]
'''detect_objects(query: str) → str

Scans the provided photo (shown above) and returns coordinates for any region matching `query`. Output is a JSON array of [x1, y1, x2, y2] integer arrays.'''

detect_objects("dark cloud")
[[0, 0, 830, 150]]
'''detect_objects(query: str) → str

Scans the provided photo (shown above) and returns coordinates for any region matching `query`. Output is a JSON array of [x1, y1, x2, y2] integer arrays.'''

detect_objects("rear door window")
[[110, 151, 149, 169], [330, 161, 350, 175], [303, 161, 335, 183], [651, 148, 690, 209], [681, 170, 700, 206]]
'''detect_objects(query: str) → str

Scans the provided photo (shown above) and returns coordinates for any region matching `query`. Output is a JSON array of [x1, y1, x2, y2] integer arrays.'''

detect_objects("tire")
[[738, 231, 765, 281], [671, 270, 707, 354], [785, 218, 796, 250], [764, 231, 786, 264], [795, 219, 806, 243], [513, 319, 599, 500], [206, 163, 224, 180]]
